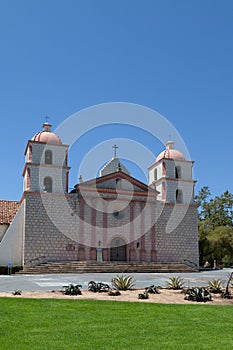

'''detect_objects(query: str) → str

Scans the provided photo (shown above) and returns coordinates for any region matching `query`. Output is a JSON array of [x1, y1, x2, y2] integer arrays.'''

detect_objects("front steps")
[[17, 261, 197, 274]]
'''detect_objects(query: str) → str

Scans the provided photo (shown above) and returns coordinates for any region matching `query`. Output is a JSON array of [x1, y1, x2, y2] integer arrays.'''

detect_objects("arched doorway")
[[110, 237, 127, 261]]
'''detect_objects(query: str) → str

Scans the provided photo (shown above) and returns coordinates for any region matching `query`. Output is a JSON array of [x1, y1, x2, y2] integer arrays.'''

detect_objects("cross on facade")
[[112, 144, 118, 158], [45, 116, 50, 123]]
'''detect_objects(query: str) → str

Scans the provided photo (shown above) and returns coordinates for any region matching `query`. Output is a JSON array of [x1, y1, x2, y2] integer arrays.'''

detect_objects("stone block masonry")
[[24, 191, 199, 267]]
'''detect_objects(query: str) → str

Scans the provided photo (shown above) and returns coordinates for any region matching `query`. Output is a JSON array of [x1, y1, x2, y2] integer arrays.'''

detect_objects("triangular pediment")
[[72, 171, 158, 196]]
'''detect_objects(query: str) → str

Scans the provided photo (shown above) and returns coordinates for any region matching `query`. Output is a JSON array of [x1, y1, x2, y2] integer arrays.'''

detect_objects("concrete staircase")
[[17, 261, 197, 274]]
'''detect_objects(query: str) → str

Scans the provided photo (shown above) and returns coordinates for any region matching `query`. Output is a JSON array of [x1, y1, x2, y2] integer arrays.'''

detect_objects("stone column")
[[129, 201, 136, 261], [78, 198, 85, 260], [90, 201, 97, 260], [102, 202, 108, 261], [139, 202, 147, 261]]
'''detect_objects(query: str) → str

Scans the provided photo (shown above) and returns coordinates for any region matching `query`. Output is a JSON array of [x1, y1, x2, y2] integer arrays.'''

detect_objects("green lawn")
[[0, 298, 232, 350]]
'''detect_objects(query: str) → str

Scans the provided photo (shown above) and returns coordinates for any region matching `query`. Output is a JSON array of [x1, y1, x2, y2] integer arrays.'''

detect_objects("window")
[[113, 210, 124, 219], [26, 168, 30, 190], [64, 151, 68, 166], [45, 150, 52, 164], [43, 177, 52, 193], [28, 145, 32, 162], [162, 162, 166, 176], [175, 166, 181, 179], [154, 168, 157, 181], [176, 189, 183, 204], [162, 182, 166, 201]]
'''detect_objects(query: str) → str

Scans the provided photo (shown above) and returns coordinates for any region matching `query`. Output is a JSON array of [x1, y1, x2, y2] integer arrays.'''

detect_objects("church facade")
[[0, 123, 199, 269]]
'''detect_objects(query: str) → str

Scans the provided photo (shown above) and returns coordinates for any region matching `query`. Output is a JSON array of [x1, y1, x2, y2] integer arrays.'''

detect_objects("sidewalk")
[[0, 269, 232, 292]]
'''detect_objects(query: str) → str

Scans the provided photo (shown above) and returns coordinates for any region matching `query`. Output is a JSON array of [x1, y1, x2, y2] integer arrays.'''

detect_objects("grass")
[[0, 298, 232, 349]]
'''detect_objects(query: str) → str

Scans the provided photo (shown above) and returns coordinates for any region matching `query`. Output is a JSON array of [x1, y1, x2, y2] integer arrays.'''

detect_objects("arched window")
[[175, 166, 181, 179], [43, 177, 52, 193], [45, 150, 52, 164], [64, 151, 68, 166], [154, 168, 157, 181], [176, 189, 183, 204], [28, 145, 32, 162], [26, 168, 30, 190], [162, 182, 166, 201], [162, 162, 166, 176]]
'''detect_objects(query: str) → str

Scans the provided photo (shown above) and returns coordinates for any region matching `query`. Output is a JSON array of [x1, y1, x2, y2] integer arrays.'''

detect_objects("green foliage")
[[166, 276, 184, 290], [1, 298, 233, 349], [88, 281, 110, 293], [208, 227, 233, 265], [195, 186, 211, 210], [196, 187, 233, 266], [63, 284, 82, 295], [208, 279, 223, 293], [195, 187, 233, 228], [184, 287, 212, 302], [111, 273, 135, 290]]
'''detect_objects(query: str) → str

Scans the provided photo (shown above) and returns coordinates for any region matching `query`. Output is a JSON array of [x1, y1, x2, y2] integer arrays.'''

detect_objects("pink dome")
[[32, 123, 62, 145], [156, 141, 185, 162]]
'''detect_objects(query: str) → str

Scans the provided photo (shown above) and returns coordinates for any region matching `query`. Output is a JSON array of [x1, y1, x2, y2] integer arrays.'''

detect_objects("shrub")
[[63, 284, 82, 295], [88, 281, 110, 293], [166, 276, 184, 290], [111, 274, 135, 290], [184, 287, 212, 302], [208, 279, 223, 293]]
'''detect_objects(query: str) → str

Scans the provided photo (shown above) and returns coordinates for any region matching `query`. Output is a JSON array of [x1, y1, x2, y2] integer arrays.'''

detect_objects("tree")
[[195, 187, 233, 266], [208, 226, 233, 266]]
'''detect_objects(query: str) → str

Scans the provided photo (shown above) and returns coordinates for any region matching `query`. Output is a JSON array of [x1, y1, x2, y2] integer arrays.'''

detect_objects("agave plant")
[[138, 291, 149, 299], [12, 289, 22, 296], [63, 284, 82, 295], [145, 285, 161, 294], [88, 281, 110, 293], [166, 276, 184, 290], [184, 287, 212, 302], [111, 273, 135, 290], [221, 272, 233, 299], [208, 279, 223, 293]]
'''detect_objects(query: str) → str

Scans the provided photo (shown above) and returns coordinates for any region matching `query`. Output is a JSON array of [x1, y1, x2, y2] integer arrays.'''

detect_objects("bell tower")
[[148, 141, 196, 204], [23, 122, 70, 194]]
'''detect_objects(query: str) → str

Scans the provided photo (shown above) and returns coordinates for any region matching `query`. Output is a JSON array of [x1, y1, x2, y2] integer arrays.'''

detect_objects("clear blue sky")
[[1, 0, 233, 200]]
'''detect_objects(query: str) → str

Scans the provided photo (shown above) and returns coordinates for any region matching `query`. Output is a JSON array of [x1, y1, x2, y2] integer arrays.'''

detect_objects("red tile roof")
[[0, 200, 20, 225]]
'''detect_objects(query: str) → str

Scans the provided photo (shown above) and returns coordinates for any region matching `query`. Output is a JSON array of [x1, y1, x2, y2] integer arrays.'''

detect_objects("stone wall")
[[155, 202, 199, 267], [23, 191, 199, 267], [0, 202, 24, 265], [0, 224, 8, 241]]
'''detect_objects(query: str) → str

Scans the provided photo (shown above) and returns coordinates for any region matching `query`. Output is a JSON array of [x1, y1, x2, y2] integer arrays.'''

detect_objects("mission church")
[[0, 122, 199, 271]]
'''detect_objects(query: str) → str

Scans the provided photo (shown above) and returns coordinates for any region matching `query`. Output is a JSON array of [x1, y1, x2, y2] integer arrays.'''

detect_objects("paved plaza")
[[0, 269, 232, 292]]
